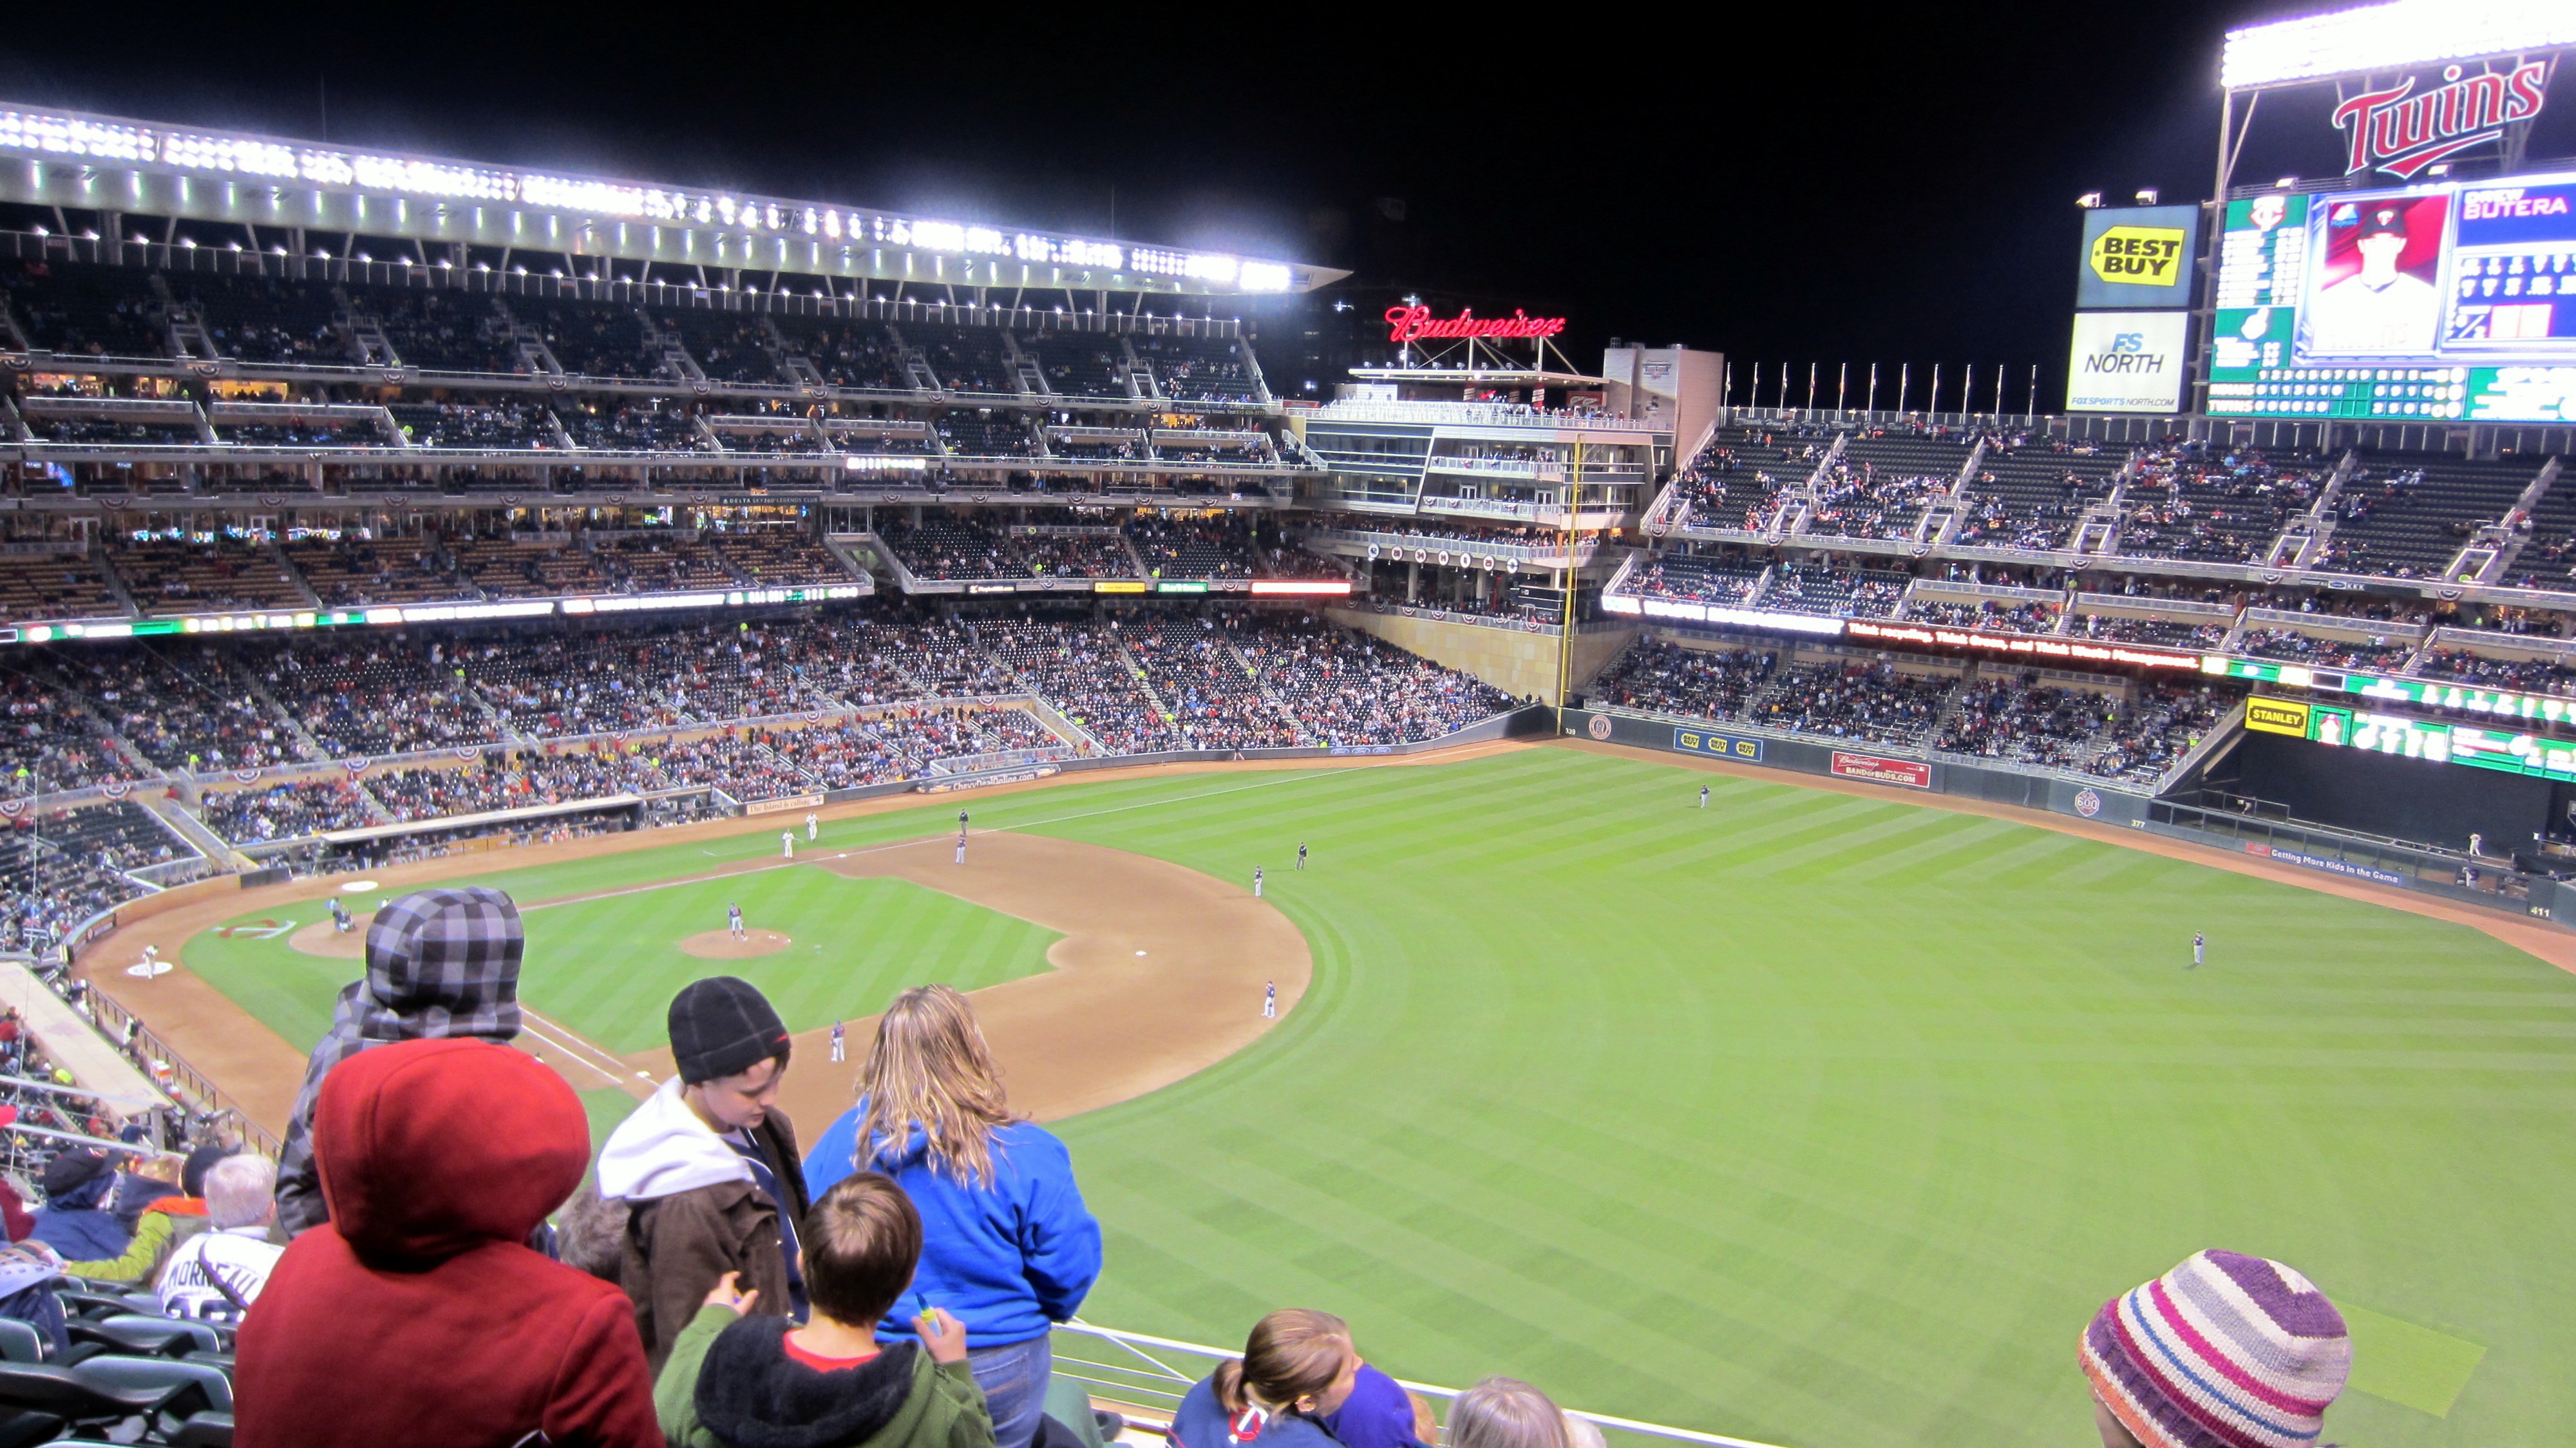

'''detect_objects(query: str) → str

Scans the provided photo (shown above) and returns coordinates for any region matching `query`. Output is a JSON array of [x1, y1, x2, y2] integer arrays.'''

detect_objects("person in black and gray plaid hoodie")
[[272, 886, 526, 1237]]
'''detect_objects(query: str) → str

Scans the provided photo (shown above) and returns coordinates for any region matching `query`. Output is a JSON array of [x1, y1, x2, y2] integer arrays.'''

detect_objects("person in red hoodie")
[[234, 1036, 659, 1448]]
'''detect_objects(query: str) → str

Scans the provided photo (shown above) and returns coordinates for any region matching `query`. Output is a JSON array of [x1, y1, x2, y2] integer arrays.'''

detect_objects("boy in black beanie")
[[598, 975, 813, 1371]]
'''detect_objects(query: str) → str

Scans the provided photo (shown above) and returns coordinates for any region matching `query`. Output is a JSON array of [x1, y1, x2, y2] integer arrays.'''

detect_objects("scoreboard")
[[2248, 692, 2576, 783], [2206, 171, 2576, 424]]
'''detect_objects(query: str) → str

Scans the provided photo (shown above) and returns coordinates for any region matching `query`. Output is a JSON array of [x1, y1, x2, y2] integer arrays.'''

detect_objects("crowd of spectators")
[[2411, 646, 2576, 695], [1121, 615, 1302, 749], [1237, 614, 1515, 745], [1622, 555, 1765, 605], [1805, 462, 1948, 541], [202, 779, 375, 843], [2071, 613, 2232, 649], [2090, 682, 2226, 783], [1935, 677, 2119, 769], [1592, 640, 1779, 719], [2235, 628, 2420, 671], [1906, 596, 2060, 634], [1747, 661, 1956, 745], [2118, 443, 2329, 566]]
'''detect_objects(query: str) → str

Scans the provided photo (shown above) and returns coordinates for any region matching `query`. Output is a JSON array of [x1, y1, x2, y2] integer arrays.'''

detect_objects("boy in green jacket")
[[656, 1172, 994, 1448]]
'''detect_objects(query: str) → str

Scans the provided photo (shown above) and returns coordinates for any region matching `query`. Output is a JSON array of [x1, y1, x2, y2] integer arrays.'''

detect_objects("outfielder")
[[1253, 864, 1264, 899], [1296, 842, 1307, 870], [954, 828, 967, 866], [1700, 785, 1710, 808], [829, 1020, 846, 1063], [2192, 931, 2204, 969]]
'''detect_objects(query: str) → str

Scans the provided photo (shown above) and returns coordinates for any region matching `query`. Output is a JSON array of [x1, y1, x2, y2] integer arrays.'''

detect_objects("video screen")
[[2206, 170, 2576, 423]]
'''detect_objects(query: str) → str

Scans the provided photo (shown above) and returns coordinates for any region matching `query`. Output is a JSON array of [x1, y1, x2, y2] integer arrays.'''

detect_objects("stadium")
[[0, 4, 2570, 1447]]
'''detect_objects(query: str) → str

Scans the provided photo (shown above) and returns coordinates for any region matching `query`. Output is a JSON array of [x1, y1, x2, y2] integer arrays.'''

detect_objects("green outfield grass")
[[176, 748, 2576, 1447]]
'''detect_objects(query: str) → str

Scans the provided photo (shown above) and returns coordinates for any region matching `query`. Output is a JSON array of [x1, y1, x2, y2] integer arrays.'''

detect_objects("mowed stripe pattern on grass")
[[1000, 749, 2575, 1448], [173, 750, 2576, 1447]]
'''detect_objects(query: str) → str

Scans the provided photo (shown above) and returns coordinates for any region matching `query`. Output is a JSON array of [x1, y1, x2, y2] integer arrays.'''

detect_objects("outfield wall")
[[1560, 708, 2571, 928]]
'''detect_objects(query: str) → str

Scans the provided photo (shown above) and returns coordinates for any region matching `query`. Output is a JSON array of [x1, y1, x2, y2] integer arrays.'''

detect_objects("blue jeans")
[[970, 1336, 1054, 1448]]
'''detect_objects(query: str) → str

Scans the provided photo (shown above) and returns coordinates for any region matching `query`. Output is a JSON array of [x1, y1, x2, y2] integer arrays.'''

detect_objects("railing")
[[1048, 1321, 1790, 1448], [50, 956, 284, 1155], [1314, 401, 1661, 432]]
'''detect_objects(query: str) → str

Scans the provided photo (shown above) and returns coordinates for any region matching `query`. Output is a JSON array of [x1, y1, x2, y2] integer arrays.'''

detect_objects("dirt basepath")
[[1553, 737, 2576, 977], [624, 833, 1311, 1135], [84, 747, 1459, 1134]]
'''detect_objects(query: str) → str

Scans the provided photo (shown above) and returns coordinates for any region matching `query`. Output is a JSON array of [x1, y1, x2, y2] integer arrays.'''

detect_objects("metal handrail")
[[1049, 1321, 1793, 1448]]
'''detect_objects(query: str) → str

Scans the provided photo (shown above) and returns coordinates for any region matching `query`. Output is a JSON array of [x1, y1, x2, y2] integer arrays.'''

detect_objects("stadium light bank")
[[2221, 0, 2576, 91], [0, 103, 1341, 297]]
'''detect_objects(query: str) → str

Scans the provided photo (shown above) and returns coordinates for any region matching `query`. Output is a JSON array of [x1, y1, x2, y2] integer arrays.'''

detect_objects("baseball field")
[[151, 743, 2575, 1448]]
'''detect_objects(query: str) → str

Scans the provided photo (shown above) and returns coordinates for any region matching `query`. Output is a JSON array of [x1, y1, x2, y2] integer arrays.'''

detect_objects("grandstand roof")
[[0, 103, 1347, 298]]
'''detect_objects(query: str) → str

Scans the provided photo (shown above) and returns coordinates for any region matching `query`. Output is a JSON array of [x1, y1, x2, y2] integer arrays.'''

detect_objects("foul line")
[[518, 1007, 639, 1088]]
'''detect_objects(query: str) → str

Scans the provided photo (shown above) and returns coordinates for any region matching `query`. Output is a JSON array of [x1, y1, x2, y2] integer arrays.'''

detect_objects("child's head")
[[1214, 1309, 1359, 1418], [1448, 1377, 1571, 1448], [801, 1172, 923, 1329]]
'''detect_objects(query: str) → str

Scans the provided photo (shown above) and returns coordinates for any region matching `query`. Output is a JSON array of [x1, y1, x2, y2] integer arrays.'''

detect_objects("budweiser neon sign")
[[1385, 305, 1567, 345], [2333, 61, 2550, 179]]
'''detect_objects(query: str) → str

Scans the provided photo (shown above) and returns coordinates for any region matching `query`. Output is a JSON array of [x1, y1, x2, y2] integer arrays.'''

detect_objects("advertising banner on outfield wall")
[[744, 792, 828, 815], [1830, 751, 1933, 788], [2067, 311, 2190, 413], [1674, 726, 1763, 761]]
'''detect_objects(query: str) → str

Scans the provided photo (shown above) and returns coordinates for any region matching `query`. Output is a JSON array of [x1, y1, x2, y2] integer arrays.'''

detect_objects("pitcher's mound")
[[680, 928, 794, 959], [289, 918, 370, 959]]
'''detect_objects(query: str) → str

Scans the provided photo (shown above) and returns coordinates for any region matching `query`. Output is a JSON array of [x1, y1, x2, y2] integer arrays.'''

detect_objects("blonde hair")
[[853, 985, 1022, 1187], [1213, 1310, 1353, 1416], [1449, 1378, 1571, 1448]]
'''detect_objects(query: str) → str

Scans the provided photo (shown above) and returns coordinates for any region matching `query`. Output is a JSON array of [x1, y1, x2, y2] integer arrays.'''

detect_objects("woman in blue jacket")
[[1170, 1310, 1362, 1448], [806, 984, 1102, 1448]]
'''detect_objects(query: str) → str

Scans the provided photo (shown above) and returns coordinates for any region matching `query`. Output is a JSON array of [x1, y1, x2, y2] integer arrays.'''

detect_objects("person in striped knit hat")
[[2080, 1249, 2351, 1448]]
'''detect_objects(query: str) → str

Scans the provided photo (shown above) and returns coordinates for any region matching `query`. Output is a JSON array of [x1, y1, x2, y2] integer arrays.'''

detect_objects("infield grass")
[[178, 747, 2576, 1448]]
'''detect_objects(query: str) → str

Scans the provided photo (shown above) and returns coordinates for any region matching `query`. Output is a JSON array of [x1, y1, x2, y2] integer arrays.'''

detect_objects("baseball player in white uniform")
[[782, 830, 795, 859], [1253, 865, 1264, 899], [807, 811, 820, 843]]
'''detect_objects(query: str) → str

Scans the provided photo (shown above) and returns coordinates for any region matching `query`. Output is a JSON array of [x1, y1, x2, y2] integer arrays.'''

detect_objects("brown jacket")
[[614, 1111, 810, 1372]]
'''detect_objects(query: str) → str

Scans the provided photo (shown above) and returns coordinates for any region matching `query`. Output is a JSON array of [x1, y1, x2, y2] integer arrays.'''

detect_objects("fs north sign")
[[2334, 61, 2550, 180], [2074, 204, 2201, 309], [1385, 306, 1567, 345], [2067, 311, 2188, 413]]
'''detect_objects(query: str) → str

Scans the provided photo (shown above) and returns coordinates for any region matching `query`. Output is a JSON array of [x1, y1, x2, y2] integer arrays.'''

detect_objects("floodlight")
[[2276, 176, 2300, 187], [2135, 188, 2159, 204], [2076, 192, 2105, 209], [2223, 0, 2576, 90]]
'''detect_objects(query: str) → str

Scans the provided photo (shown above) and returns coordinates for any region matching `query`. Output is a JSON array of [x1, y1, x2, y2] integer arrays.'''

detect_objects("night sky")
[[0, 6, 2517, 405]]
